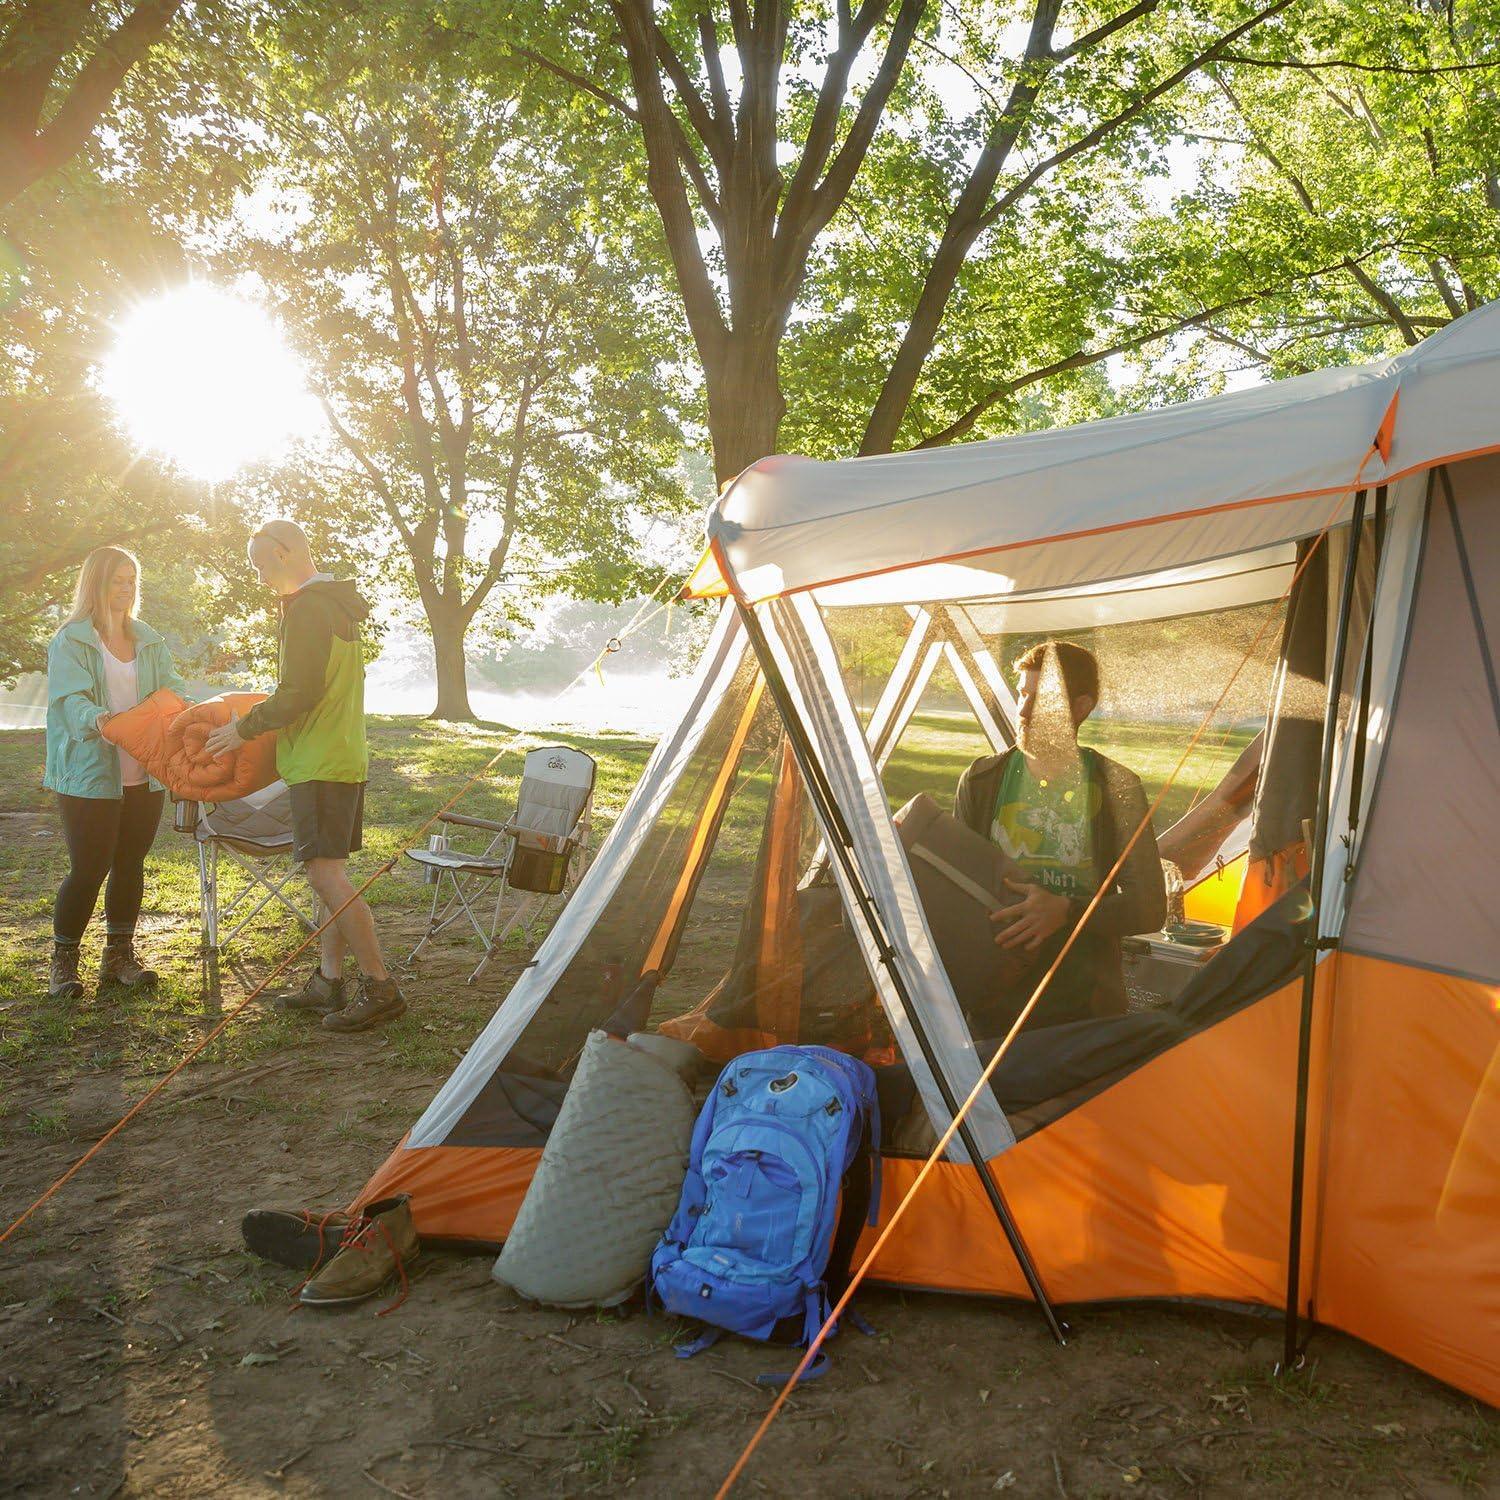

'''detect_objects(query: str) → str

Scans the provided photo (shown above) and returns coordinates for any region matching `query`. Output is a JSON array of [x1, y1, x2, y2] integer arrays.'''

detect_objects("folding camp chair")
[[404, 745, 596, 984], [181, 781, 319, 951]]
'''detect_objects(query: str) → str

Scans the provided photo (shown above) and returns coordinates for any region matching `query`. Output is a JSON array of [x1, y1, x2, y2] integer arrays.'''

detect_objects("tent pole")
[[1280, 488, 1367, 1373], [733, 598, 1068, 1347], [933, 607, 1017, 748]]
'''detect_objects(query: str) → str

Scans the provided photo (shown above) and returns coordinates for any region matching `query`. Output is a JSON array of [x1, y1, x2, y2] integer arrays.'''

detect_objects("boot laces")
[[292, 1207, 410, 1316], [298, 1207, 345, 1268]]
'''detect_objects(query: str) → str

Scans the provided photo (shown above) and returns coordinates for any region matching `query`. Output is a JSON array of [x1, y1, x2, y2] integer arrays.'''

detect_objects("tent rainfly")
[[360, 305, 1500, 1405]]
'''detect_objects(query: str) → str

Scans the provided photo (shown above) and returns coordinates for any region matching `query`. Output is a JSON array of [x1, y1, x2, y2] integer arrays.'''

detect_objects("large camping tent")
[[360, 306, 1499, 1405]]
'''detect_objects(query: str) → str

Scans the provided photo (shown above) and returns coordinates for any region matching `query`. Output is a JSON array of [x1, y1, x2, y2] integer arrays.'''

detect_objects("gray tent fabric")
[[1342, 455, 1500, 983], [492, 1031, 695, 1307], [1249, 538, 1328, 862], [1250, 522, 1377, 863]]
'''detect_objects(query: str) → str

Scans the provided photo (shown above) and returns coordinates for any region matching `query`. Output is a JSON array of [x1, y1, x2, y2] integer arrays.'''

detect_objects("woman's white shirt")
[[98, 635, 146, 787]]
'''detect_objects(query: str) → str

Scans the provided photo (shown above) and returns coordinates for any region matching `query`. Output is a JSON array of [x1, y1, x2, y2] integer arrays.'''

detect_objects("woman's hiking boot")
[[298, 1195, 418, 1309], [322, 976, 406, 1033], [241, 1206, 350, 1270], [48, 942, 84, 999], [277, 968, 345, 1014], [100, 937, 157, 990]]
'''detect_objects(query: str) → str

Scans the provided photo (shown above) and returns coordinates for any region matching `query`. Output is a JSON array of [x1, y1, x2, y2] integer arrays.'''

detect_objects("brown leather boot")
[[99, 937, 157, 990], [275, 968, 345, 1014], [321, 975, 406, 1032], [241, 1206, 350, 1271], [298, 1195, 418, 1309], [49, 942, 84, 999]]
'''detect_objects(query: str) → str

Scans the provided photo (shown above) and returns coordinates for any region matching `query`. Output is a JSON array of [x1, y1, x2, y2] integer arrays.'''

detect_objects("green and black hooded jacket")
[[238, 577, 369, 785]]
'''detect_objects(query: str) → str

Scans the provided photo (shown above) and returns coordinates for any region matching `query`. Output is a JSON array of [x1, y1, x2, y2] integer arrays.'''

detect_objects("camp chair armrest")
[[438, 811, 514, 835]]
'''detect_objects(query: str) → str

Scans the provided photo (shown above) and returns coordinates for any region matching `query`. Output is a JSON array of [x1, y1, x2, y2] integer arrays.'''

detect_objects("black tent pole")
[[1280, 489, 1367, 1373], [733, 599, 1068, 1346]]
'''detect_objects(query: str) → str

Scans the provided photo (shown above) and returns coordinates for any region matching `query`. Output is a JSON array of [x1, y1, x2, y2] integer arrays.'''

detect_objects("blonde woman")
[[44, 547, 188, 998]]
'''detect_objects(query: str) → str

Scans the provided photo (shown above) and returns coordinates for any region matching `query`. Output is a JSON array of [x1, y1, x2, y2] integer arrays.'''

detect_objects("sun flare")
[[101, 284, 317, 483]]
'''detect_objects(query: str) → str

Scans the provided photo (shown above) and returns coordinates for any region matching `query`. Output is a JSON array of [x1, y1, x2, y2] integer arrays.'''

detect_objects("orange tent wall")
[[859, 970, 1320, 1312], [355, 956, 1497, 1405], [1310, 955, 1498, 1405], [358, 1138, 541, 1244]]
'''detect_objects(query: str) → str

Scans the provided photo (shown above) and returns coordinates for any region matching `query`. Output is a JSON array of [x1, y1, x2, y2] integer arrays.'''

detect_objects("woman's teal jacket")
[[44, 619, 188, 799]]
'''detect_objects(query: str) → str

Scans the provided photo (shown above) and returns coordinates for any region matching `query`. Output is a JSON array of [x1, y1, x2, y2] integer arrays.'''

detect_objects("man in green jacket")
[[954, 639, 1166, 1027], [206, 520, 405, 1031]]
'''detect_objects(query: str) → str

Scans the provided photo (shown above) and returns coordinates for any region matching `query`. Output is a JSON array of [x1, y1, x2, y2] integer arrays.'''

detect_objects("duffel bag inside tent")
[[359, 305, 1498, 1404]]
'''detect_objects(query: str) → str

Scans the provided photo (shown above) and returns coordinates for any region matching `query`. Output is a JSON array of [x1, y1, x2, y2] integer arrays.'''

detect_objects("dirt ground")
[[1, 938, 1493, 1498], [1, 893, 1496, 1498]]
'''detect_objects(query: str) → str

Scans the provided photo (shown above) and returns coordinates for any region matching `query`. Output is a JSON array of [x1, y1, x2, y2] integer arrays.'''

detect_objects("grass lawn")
[[0, 704, 1250, 1083], [1, 712, 1494, 1499], [0, 716, 658, 1084]]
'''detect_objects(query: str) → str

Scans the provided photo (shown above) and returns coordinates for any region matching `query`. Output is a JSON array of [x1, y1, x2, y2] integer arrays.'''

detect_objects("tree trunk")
[[428, 607, 476, 721], [704, 333, 787, 485]]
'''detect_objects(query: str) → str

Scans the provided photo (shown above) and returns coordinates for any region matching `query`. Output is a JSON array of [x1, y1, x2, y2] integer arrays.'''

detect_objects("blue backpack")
[[649, 1045, 880, 1368]]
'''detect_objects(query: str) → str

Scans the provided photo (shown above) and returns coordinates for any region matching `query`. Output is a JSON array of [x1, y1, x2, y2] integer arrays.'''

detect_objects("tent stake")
[[1281, 488, 1367, 1373], [734, 599, 1068, 1347]]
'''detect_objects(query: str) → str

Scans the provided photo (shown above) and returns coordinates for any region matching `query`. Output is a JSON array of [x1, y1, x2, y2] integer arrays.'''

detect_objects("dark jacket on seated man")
[[955, 744, 1167, 1027]]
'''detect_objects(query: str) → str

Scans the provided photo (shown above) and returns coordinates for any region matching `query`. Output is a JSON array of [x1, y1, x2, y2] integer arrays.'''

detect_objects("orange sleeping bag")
[[102, 690, 278, 802]]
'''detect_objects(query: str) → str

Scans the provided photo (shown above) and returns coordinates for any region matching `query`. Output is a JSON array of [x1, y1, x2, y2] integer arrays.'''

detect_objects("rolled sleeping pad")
[[624, 1030, 703, 1085], [493, 1030, 697, 1308]]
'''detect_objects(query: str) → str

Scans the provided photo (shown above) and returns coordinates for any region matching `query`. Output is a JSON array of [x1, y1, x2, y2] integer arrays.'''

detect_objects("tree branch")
[[0, 0, 186, 206], [858, 0, 1065, 453], [913, 301, 1249, 448], [610, 0, 728, 362], [505, 38, 722, 224], [1050, 0, 1159, 64], [1218, 49, 1500, 75], [316, 396, 420, 557], [776, 0, 893, 236], [503, 43, 639, 121], [646, 12, 729, 164], [912, 247, 1408, 448], [796, 0, 927, 250], [697, 11, 733, 128], [977, 0, 1300, 233]]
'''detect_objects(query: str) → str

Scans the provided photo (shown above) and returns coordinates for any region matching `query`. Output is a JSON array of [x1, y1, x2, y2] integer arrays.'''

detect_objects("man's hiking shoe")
[[322, 976, 406, 1033], [241, 1206, 350, 1271], [49, 942, 84, 1000], [277, 969, 345, 1014], [99, 939, 157, 990], [298, 1195, 418, 1310]]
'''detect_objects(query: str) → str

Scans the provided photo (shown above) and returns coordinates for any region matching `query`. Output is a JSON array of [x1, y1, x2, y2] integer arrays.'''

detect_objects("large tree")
[[1142, 0, 1500, 382], [495, 0, 1309, 480], [240, 10, 693, 719]]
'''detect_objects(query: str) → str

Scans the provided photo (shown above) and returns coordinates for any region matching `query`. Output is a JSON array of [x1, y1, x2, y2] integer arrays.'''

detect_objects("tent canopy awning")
[[686, 301, 1500, 607]]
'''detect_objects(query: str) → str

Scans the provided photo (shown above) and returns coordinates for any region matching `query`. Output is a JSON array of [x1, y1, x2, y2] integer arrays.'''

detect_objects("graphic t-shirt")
[[989, 751, 1096, 902]]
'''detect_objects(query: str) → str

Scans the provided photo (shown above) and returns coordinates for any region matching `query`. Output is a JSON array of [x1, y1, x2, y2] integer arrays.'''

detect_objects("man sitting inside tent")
[[954, 640, 1166, 1029]]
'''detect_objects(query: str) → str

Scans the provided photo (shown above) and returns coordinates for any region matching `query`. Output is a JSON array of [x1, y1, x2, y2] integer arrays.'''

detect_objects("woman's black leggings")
[[53, 785, 165, 943]]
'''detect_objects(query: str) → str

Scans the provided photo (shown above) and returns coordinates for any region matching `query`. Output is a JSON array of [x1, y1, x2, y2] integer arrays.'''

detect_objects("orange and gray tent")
[[360, 307, 1498, 1405]]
